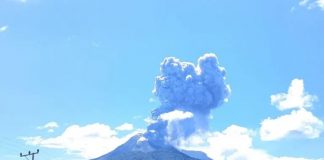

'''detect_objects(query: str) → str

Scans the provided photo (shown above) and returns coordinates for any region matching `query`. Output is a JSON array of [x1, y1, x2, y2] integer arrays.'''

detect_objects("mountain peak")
[[92, 134, 210, 160]]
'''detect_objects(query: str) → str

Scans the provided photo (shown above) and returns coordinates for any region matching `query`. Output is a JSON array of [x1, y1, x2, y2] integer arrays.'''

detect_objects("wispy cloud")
[[298, 0, 324, 10], [37, 121, 59, 133], [115, 123, 134, 131], [144, 117, 157, 125], [159, 110, 194, 121], [318, 0, 324, 8], [0, 26, 8, 32]]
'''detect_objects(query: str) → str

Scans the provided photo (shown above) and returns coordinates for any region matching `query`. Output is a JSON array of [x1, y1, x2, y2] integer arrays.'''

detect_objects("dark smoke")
[[145, 53, 230, 147]]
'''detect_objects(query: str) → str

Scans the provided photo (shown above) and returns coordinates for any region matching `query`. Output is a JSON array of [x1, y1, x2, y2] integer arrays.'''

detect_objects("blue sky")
[[0, 0, 324, 160]]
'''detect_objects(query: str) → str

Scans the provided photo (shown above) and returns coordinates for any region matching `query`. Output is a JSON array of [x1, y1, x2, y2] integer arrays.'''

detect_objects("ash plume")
[[144, 53, 230, 147]]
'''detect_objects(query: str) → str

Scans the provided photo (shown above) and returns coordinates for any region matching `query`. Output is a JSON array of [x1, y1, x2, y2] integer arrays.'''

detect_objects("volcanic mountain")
[[92, 53, 228, 160], [92, 133, 211, 160]]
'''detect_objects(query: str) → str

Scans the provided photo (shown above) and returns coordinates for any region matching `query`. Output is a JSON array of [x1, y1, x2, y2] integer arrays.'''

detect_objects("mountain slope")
[[181, 149, 212, 160]]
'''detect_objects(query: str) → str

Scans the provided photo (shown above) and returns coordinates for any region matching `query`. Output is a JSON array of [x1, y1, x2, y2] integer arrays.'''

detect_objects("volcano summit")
[[94, 53, 230, 160], [93, 133, 212, 160]]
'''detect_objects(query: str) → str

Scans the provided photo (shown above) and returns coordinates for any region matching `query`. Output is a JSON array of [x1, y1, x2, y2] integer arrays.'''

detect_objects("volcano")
[[92, 54, 228, 160], [92, 133, 211, 160]]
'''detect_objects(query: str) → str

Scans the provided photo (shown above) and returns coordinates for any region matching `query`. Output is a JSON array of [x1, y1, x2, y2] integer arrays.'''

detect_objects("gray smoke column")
[[145, 53, 230, 147]]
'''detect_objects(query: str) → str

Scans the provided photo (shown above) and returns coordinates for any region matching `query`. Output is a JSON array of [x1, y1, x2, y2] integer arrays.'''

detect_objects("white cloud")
[[318, 0, 324, 8], [271, 79, 317, 111], [0, 26, 8, 32], [179, 125, 315, 160], [299, 0, 310, 6], [13, 0, 27, 3], [298, 0, 324, 9], [148, 97, 157, 103], [37, 121, 59, 133], [144, 117, 157, 124], [262, 79, 323, 141], [9, 0, 28, 3], [22, 123, 144, 159], [159, 110, 193, 121], [115, 123, 134, 131], [158, 110, 194, 144], [260, 108, 323, 141], [179, 125, 257, 160], [179, 78, 323, 159]]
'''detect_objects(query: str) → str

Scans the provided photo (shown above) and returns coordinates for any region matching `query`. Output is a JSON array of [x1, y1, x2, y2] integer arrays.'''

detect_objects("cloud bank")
[[23, 123, 143, 159], [179, 125, 319, 160]]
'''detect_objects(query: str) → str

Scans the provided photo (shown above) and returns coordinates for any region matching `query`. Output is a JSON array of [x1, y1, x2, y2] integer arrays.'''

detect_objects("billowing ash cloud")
[[145, 53, 230, 147]]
